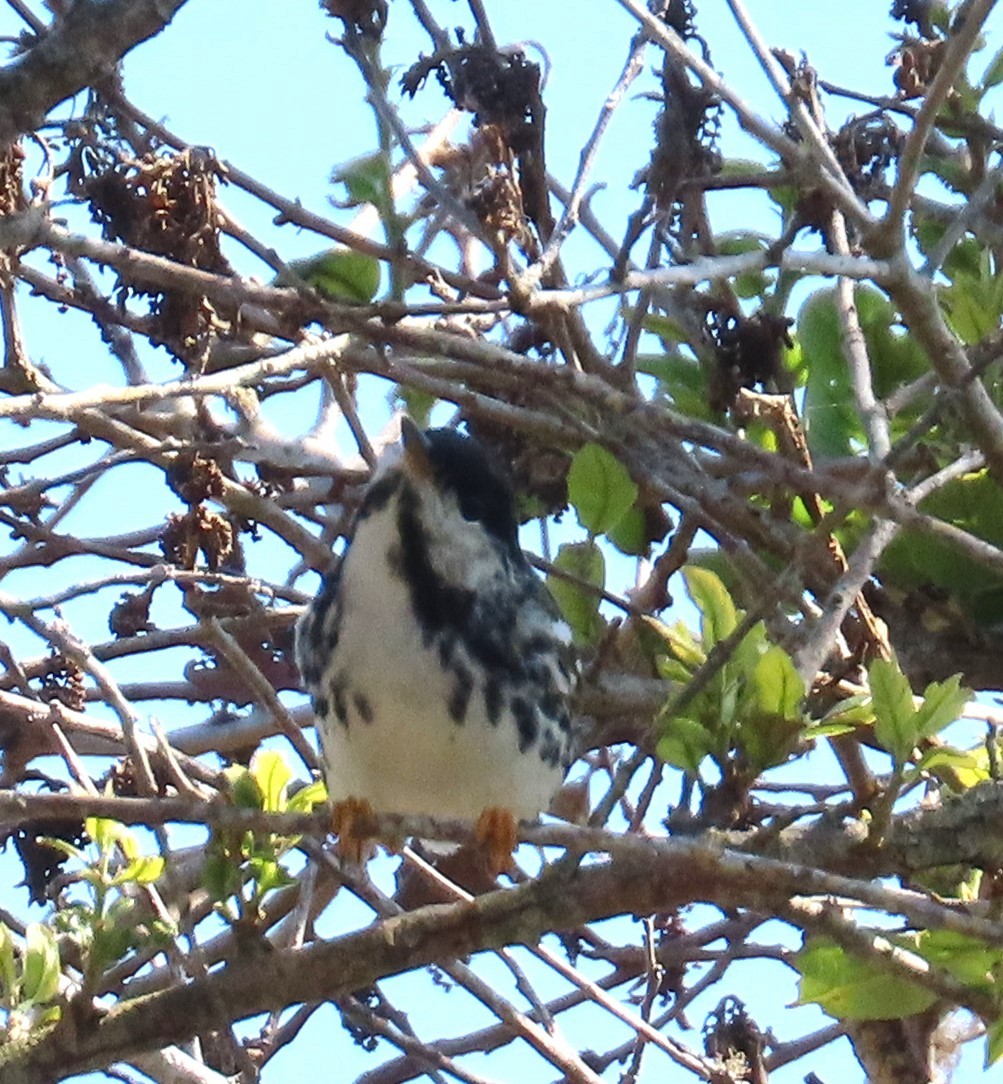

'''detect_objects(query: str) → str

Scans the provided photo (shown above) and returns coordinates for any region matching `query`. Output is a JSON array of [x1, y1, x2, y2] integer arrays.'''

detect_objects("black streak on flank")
[[300, 658, 321, 688], [329, 675, 348, 728], [386, 543, 405, 579], [522, 633, 554, 658], [539, 690, 563, 722], [438, 633, 457, 669], [539, 729, 563, 768], [465, 613, 520, 674], [448, 665, 474, 724], [308, 567, 341, 630], [510, 696, 538, 753], [484, 675, 503, 726], [353, 691, 374, 724]]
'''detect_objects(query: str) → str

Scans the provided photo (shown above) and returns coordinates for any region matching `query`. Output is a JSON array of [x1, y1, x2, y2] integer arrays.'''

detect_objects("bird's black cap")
[[403, 420, 519, 549]]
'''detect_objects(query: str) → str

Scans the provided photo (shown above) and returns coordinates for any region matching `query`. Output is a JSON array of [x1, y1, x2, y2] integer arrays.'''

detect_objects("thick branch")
[[7, 781, 1003, 887], [0, 828, 988, 1084], [0, 0, 191, 145]]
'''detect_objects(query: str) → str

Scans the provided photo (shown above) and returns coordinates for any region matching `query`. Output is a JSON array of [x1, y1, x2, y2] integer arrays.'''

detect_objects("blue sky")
[[2, 1, 1002, 1081]]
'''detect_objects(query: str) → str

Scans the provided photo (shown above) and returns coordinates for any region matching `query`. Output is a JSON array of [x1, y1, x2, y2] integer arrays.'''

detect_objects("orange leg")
[[475, 807, 519, 877], [331, 796, 375, 864]]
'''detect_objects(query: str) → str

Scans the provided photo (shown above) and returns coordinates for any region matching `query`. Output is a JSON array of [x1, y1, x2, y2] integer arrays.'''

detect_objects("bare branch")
[[0, 0, 191, 145]]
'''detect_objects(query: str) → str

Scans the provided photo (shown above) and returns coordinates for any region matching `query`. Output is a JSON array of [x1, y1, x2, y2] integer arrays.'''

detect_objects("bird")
[[294, 418, 577, 874]]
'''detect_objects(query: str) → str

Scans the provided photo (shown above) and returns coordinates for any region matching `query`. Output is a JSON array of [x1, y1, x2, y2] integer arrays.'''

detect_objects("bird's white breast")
[[316, 497, 565, 823]]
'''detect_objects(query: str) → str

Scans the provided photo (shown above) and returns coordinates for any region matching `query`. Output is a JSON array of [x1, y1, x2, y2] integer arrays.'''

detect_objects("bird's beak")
[[400, 416, 435, 484]]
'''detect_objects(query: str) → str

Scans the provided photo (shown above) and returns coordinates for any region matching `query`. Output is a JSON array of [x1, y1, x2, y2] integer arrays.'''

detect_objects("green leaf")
[[281, 249, 381, 303], [567, 443, 638, 536], [150, 918, 178, 946], [225, 765, 265, 810], [799, 289, 863, 458], [923, 152, 969, 194], [288, 778, 328, 814], [716, 157, 769, 178], [111, 855, 166, 887], [911, 929, 1000, 991], [716, 231, 772, 299], [982, 44, 1003, 88], [730, 618, 767, 680], [750, 644, 803, 719], [912, 674, 970, 742], [717, 669, 742, 732], [31, 1004, 61, 1030], [929, 0, 950, 33], [656, 656, 691, 683], [35, 836, 86, 864], [912, 862, 981, 901], [115, 824, 140, 862], [942, 272, 1003, 344], [85, 816, 137, 860], [638, 351, 713, 419], [249, 857, 293, 896], [854, 287, 928, 394], [85, 816, 114, 855], [737, 645, 806, 771], [683, 566, 738, 647], [640, 311, 688, 346], [988, 1016, 1003, 1066], [250, 749, 292, 813], [393, 386, 436, 428], [0, 923, 19, 1003], [52, 905, 94, 955], [21, 924, 60, 1007], [799, 286, 927, 458], [92, 919, 139, 971], [105, 896, 141, 933], [914, 745, 988, 791], [782, 333, 807, 388], [657, 716, 715, 773], [807, 720, 862, 739], [767, 182, 799, 216], [739, 710, 804, 773], [943, 236, 983, 283], [879, 471, 1003, 626], [794, 938, 936, 1021], [202, 847, 242, 902], [606, 505, 649, 556], [546, 541, 605, 643], [334, 153, 390, 209], [869, 658, 918, 764], [820, 693, 874, 728], [641, 615, 706, 671]]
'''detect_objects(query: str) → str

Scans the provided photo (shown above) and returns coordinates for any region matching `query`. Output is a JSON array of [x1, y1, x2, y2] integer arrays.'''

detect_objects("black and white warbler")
[[295, 418, 577, 869]]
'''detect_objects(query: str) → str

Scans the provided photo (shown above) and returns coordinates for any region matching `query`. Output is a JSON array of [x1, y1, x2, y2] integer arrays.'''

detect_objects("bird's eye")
[[459, 496, 483, 523]]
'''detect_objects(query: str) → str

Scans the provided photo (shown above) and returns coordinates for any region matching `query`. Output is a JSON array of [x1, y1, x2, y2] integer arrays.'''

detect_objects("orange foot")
[[475, 807, 519, 878], [331, 796, 375, 864]]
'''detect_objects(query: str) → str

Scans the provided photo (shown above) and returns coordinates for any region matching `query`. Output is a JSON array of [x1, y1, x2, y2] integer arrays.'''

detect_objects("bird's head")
[[395, 417, 521, 555]]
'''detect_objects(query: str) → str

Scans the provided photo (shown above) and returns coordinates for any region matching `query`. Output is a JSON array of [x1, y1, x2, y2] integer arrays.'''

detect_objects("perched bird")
[[295, 418, 577, 872]]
